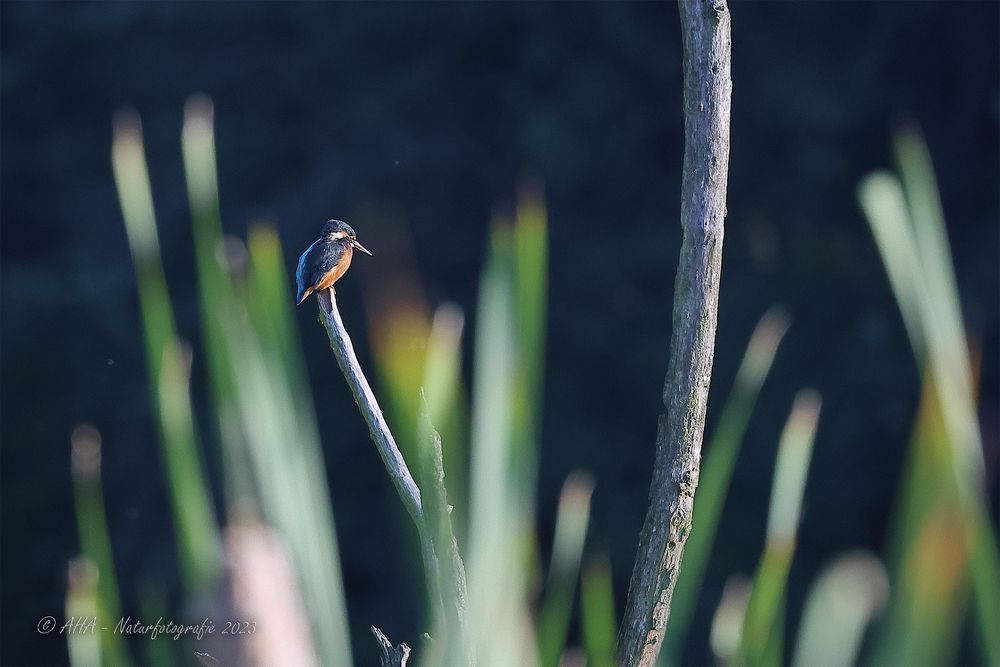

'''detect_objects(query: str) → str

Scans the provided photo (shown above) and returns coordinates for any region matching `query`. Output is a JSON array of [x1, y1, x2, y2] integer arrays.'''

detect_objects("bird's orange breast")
[[313, 245, 354, 291]]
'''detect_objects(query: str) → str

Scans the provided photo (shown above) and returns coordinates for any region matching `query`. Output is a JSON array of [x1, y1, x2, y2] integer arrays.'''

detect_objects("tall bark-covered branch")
[[617, 1, 732, 665]]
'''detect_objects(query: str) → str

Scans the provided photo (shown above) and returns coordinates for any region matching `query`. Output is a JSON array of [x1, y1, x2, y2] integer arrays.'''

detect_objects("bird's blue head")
[[321, 219, 372, 255]]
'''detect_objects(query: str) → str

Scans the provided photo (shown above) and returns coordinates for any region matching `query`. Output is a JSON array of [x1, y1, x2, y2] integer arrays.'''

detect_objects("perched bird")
[[295, 219, 372, 305]]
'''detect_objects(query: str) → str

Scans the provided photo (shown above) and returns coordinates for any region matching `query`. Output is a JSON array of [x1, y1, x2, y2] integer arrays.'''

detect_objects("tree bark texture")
[[617, 1, 732, 665]]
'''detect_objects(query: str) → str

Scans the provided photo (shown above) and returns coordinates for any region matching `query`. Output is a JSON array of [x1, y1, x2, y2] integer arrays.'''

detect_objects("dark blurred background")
[[1, 2, 997, 665]]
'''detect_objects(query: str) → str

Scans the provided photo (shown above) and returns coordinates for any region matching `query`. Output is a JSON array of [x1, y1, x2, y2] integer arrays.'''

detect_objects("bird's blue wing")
[[295, 240, 317, 304]]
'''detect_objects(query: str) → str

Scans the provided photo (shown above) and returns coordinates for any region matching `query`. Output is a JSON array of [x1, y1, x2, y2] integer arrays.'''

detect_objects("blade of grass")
[[871, 507, 969, 666], [139, 582, 174, 667], [246, 225, 312, 397], [468, 224, 538, 666], [65, 559, 102, 667], [69, 425, 130, 666], [740, 390, 821, 667], [513, 180, 548, 438], [859, 129, 1000, 664], [708, 576, 750, 666], [661, 308, 790, 663], [857, 173, 926, 357], [538, 472, 595, 667], [894, 129, 983, 482], [180, 97, 353, 665], [455, 192, 551, 665], [967, 511, 1000, 665], [112, 110, 220, 592], [868, 369, 970, 665], [581, 553, 617, 667], [792, 551, 888, 667], [468, 224, 519, 665], [893, 142, 1000, 652], [221, 299, 353, 666], [182, 96, 251, 503]]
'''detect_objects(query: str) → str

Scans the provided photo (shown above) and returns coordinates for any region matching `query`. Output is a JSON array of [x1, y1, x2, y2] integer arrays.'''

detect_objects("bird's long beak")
[[352, 239, 373, 256]]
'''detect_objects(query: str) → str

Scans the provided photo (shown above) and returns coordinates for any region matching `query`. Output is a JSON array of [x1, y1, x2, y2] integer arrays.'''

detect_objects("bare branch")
[[371, 626, 411, 667], [317, 289, 424, 526], [617, 1, 732, 665], [317, 289, 470, 662], [317, 289, 442, 627]]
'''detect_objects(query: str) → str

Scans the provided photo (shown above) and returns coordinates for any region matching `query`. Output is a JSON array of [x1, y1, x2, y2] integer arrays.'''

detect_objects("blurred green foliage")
[[69, 426, 128, 666], [860, 130, 1000, 666], [111, 110, 221, 595], [113, 105, 353, 665], [740, 390, 822, 667]]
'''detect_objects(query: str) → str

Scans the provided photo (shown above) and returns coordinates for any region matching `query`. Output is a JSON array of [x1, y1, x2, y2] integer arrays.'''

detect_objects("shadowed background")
[[1, 2, 997, 665]]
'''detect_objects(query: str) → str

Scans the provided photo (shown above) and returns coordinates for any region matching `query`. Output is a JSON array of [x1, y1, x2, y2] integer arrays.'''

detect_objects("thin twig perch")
[[317, 289, 440, 605], [318, 289, 424, 524], [617, 1, 732, 665], [317, 289, 470, 661]]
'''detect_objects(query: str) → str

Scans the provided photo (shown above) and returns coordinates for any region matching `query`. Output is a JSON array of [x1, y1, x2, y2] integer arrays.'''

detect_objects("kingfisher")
[[295, 219, 372, 305]]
